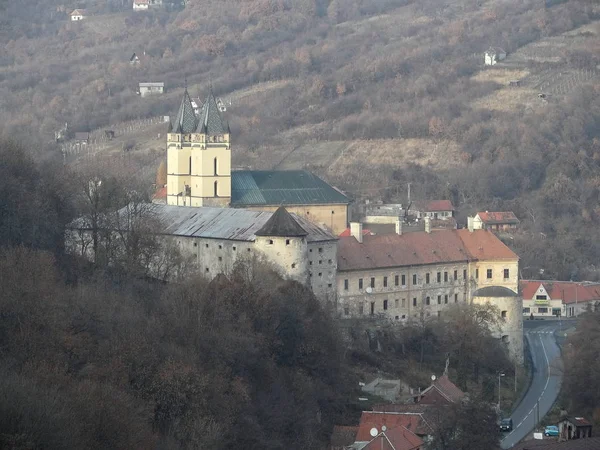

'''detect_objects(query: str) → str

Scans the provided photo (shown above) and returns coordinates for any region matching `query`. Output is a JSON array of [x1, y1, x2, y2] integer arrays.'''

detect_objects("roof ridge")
[[255, 206, 308, 237]]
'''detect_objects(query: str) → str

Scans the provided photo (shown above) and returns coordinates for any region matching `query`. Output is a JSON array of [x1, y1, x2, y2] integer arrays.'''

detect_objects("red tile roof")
[[568, 417, 592, 427], [418, 375, 465, 404], [521, 280, 600, 305], [476, 211, 520, 225], [356, 412, 433, 439], [338, 227, 372, 237], [362, 426, 423, 450], [423, 200, 454, 212], [338, 229, 517, 271]]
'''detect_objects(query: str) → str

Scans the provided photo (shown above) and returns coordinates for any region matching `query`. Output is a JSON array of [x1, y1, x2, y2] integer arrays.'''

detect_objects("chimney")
[[424, 216, 431, 234], [350, 222, 363, 243], [467, 217, 474, 233], [395, 218, 403, 235]]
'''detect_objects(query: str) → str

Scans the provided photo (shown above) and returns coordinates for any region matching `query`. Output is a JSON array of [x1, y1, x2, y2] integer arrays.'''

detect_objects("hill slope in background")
[[2, 0, 600, 279]]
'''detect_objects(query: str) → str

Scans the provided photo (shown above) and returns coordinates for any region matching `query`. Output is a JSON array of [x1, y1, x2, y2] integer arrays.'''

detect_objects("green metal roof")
[[230, 170, 350, 206]]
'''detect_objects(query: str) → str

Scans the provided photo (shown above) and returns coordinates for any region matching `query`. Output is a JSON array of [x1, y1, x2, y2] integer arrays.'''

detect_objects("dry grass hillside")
[[3, 0, 600, 278]]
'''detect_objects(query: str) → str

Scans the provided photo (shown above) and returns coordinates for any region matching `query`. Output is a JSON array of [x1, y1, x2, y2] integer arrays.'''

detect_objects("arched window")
[[214, 157, 218, 176], [214, 180, 218, 197]]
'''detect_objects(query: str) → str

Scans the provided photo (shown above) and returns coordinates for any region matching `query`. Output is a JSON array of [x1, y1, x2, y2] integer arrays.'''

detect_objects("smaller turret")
[[254, 207, 309, 283]]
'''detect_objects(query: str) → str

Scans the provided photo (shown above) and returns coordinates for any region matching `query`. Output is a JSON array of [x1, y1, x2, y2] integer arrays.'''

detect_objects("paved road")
[[500, 320, 566, 449]]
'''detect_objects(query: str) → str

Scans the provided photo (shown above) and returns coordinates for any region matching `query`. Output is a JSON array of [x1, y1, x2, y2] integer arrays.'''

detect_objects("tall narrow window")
[[214, 157, 218, 176], [189, 156, 192, 174], [383, 276, 388, 287], [214, 180, 218, 197]]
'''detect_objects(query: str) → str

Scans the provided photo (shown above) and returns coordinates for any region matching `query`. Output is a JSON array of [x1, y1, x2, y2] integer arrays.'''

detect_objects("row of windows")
[[476, 268, 511, 279], [344, 294, 467, 316], [345, 268, 513, 291], [345, 270, 467, 291], [192, 242, 248, 253], [309, 259, 333, 267], [523, 307, 562, 315]]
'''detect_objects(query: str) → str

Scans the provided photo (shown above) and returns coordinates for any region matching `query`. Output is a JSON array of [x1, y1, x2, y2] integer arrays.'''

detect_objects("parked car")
[[544, 426, 559, 437], [500, 418, 513, 432]]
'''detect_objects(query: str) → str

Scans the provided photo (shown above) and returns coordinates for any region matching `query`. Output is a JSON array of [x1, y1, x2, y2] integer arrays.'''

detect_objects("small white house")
[[138, 82, 165, 97], [70, 9, 86, 21], [133, 0, 150, 11], [484, 47, 507, 66]]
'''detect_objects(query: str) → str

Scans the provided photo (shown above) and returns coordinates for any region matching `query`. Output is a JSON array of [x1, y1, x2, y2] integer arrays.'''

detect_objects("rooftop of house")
[[521, 280, 600, 304], [358, 426, 423, 450], [487, 47, 506, 54], [512, 436, 600, 450], [355, 411, 433, 440], [339, 227, 372, 237], [412, 199, 454, 212], [70, 9, 86, 15], [139, 82, 165, 87], [338, 228, 518, 271], [70, 205, 336, 243], [230, 170, 350, 207], [417, 374, 465, 404], [565, 417, 593, 427], [476, 211, 520, 225]]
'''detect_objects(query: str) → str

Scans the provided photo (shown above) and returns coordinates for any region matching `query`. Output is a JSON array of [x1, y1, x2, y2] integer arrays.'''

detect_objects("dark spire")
[[255, 207, 308, 237], [173, 87, 197, 133], [196, 89, 226, 135]]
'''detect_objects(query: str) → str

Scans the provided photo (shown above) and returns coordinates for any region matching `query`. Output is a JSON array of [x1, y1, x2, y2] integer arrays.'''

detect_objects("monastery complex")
[[69, 89, 524, 362]]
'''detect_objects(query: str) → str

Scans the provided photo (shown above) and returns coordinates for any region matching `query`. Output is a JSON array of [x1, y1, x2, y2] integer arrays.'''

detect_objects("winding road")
[[500, 320, 566, 449]]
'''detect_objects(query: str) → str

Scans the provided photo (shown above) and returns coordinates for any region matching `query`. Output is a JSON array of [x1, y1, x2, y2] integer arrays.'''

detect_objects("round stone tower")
[[472, 286, 524, 363], [254, 207, 309, 284]]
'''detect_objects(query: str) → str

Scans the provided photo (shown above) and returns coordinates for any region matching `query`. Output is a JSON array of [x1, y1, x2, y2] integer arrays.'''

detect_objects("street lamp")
[[498, 372, 506, 411]]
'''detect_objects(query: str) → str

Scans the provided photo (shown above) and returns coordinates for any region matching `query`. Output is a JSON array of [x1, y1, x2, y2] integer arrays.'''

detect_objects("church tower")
[[166, 88, 231, 207]]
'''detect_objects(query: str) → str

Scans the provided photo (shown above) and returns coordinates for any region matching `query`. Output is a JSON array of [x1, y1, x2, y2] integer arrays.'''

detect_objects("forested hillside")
[[1, 0, 600, 278], [0, 140, 516, 448]]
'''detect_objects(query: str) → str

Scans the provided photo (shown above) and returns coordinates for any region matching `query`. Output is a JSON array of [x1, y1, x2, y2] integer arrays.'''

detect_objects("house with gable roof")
[[353, 425, 423, 450], [521, 280, 600, 318], [414, 374, 465, 405], [70, 9, 86, 20], [471, 211, 520, 232]]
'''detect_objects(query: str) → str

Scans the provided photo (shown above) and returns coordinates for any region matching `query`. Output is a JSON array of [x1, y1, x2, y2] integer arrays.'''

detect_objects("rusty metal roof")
[[75, 205, 335, 243]]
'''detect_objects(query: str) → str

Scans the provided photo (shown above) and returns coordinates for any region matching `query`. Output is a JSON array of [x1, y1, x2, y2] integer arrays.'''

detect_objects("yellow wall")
[[167, 131, 231, 205], [244, 204, 348, 235], [469, 259, 519, 294]]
